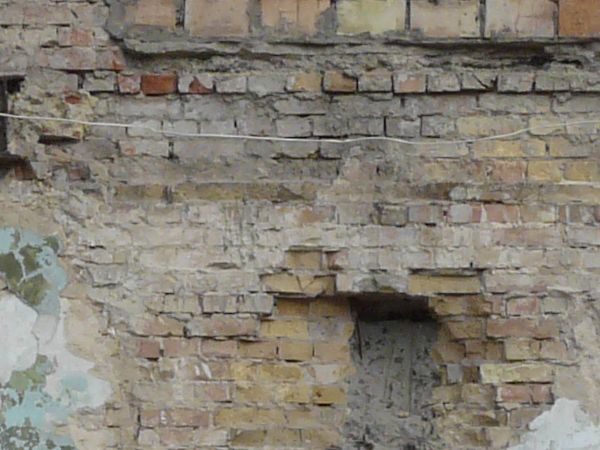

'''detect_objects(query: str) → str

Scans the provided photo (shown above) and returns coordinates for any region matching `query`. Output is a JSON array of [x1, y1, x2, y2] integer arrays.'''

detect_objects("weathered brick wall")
[[1, 0, 600, 449]]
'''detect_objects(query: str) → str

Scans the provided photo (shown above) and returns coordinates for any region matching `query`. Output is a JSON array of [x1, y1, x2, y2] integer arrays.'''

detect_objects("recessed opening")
[[344, 294, 440, 450]]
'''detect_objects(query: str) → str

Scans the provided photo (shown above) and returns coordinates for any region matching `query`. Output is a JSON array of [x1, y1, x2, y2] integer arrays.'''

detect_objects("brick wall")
[[1, 0, 600, 449]]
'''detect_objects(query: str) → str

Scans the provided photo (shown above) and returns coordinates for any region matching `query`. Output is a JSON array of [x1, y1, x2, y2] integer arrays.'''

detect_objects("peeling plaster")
[[510, 399, 600, 450], [0, 228, 111, 449]]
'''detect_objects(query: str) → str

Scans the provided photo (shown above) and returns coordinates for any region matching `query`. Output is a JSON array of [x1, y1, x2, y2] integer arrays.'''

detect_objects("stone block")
[[215, 75, 247, 93], [185, 0, 250, 37], [260, 319, 310, 339], [358, 71, 393, 92], [411, 0, 480, 38], [248, 74, 286, 97], [560, 0, 600, 37], [239, 340, 278, 358], [528, 161, 563, 182], [262, 0, 330, 35], [337, 0, 406, 34], [313, 385, 346, 404], [485, 0, 556, 38], [497, 72, 535, 92], [427, 73, 461, 92], [278, 340, 313, 361]]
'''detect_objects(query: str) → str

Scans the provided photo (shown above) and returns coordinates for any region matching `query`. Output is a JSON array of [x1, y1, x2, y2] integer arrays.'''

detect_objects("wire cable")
[[1, 112, 599, 146]]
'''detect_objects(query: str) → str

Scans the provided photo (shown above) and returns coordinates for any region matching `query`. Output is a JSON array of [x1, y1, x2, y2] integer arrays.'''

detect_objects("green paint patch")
[[16, 274, 50, 308], [19, 246, 42, 274], [0, 253, 23, 289], [7, 356, 51, 394]]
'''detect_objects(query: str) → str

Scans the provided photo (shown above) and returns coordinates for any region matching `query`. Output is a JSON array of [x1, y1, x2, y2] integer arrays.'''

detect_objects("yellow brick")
[[264, 429, 302, 446], [215, 408, 286, 428], [528, 160, 562, 182], [276, 299, 310, 317], [235, 383, 273, 403], [529, 116, 565, 135], [504, 338, 541, 361], [261, 273, 335, 296], [287, 72, 323, 92], [313, 385, 346, 405], [472, 139, 546, 158], [303, 428, 342, 448], [239, 341, 278, 359], [229, 361, 257, 381], [231, 430, 266, 447], [309, 297, 351, 318], [337, 0, 406, 34], [275, 384, 312, 403], [408, 274, 481, 295], [285, 410, 321, 428], [260, 320, 310, 339], [564, 161, 599, 181], [278, 340, 313, 361], [256, 363, 304, 381], [456, 116, 523, 137], [480, 363, 554, 384], [313, 341, 350, 363]]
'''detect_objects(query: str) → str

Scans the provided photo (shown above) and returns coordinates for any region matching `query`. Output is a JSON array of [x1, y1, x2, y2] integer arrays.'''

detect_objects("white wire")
[[1, 112, 599, 146]]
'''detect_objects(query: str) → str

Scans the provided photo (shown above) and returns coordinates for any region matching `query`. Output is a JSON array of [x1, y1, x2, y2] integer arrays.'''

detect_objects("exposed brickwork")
[[2, 0, 600, 449]]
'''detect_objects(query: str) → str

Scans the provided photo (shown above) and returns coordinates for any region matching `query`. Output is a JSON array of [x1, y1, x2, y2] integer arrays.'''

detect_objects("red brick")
[[540, 340, 567, 360], [560, 0, 600, 37], [131, 0, 177, 29], [137, 339, 161, 359], [486, 0, 556, 38], [262, 0, 329, 35], [118, 74, 141, 94], [185, 0, 250, 37], [142, 74, 178, 95]]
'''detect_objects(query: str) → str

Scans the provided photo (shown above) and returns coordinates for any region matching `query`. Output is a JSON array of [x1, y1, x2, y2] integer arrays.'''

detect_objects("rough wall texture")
[[1, 0, 600, 449]]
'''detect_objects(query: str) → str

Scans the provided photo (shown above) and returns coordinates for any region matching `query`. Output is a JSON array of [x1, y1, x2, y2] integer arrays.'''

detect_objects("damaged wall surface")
[[1, 0, 600, 449]]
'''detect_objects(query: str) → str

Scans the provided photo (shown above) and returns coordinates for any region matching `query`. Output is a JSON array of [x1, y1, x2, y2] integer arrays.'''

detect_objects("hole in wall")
[[344, 294, 440, 450]]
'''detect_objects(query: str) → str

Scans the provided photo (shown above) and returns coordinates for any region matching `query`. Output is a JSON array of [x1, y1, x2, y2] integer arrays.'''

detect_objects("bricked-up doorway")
[[344, 295, 440, 450]]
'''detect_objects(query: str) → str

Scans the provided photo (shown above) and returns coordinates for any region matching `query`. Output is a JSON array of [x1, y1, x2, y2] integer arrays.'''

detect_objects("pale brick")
[[393, 73, 427, 93], [337, 0, 406, 34], [411, 0, 480, 38], [485, 0, 556, 38], [560, 0, 600, 37], [185, 0, 250, 37], [497, 72, 535, 92], [262, 0, 330, 35], [286, 73, 323, 92], [130, 0, 177, 29], [408, 274, 481, 295]]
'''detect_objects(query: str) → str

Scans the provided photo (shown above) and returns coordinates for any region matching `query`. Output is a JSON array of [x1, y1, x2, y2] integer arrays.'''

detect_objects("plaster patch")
[[509, 398, 600, 450], [0, 293, 38, 385], [0, 227, 111, 449]]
